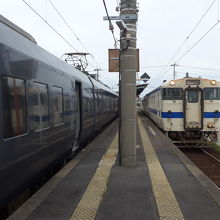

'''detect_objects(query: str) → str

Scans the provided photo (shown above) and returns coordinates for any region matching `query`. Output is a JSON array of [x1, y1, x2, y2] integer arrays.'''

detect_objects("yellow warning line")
[[137, 117, 185, 220], [69, 133, 118, 220]]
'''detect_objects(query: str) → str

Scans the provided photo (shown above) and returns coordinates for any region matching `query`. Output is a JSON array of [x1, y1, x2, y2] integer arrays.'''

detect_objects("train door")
[[75, 82, 82, 145], [184, 88, 203, 130]]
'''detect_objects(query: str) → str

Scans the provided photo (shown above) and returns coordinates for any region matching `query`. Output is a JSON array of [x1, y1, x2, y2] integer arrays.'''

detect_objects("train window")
[[2, 76, 27, 138], [204, 88, 220, 100], [53, 86, 64, 125], [64, 99, 71, 111], [188, 90, 198, 103], [162, 88, 183, 100], [31, 82, 49, 131]]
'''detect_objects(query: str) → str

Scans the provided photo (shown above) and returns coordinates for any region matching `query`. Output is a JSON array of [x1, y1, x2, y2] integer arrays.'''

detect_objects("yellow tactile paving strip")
[[138, 117, 185, 220], [69, 133, 118, 220]]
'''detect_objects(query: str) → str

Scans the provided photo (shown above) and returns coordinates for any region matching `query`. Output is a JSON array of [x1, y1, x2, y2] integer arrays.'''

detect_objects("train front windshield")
[[204, 88, 220, 100], [162, 88, 183, 100]]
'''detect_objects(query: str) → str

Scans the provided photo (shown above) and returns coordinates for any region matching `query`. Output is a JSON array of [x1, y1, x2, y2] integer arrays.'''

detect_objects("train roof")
[[162, 77, 220, 87], [145, 77, 220, 97], [0, 16, 117, 95], [90, 77, 118, 96], [146, 86, 161, 96], [0, 15, 37, 44]]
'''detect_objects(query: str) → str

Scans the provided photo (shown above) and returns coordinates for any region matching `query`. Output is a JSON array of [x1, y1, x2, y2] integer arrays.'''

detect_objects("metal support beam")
[[119, 0, 138, 167], [171, 63, 177, 80]]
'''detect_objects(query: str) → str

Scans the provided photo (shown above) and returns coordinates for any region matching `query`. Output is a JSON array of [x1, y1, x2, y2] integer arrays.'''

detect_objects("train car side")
[[0, 17, 118, 209]]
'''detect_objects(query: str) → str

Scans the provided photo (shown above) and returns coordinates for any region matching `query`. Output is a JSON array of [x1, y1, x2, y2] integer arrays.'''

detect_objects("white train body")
[[142, 77, 220, 143]]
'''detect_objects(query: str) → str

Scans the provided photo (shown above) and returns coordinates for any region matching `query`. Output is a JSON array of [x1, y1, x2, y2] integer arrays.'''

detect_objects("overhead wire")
[[101, 0, 121, 88], [22, 0, 92, 69], [175, 20, 220, 63], [49, 0, 118, 87], [148, 66, 173, 89], [47, 0, 106, 76], [170, 0, 217, 64], [178, 65, 220, 72], [21, 0, 78, 52], [140, 65, 169, 69], [188, 0, 217, 38], [22, 0, 117, 87], [174, 0, 219, 63], [45, 0, 48, 21], [48, 0, 89, 53], [218, 0, 220, 19], [148, 0, 219, 88], [102, 0, 118, 49]]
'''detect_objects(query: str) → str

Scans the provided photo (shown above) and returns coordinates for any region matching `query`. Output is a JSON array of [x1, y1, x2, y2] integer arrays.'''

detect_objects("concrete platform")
[[8, 115, 220, 220]]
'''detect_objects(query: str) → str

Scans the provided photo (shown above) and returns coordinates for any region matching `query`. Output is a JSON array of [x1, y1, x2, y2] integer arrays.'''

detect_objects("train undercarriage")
[[167, 130, 218, 147]]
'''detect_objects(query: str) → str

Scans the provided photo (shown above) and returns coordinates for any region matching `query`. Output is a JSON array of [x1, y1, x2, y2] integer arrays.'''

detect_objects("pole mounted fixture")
[[116, 20, 127, 32], [171, 63, 178, 80], [103, 14, 138, 22]]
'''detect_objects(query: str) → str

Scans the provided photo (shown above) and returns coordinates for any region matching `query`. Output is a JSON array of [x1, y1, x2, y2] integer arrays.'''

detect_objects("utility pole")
[[94, 68, 101, 81], [171, 63, 177, 80], [119, 0, 138, 167]]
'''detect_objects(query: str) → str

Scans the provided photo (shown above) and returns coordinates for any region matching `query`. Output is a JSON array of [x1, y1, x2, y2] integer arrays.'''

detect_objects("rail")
[[201, 149, 220, 164]]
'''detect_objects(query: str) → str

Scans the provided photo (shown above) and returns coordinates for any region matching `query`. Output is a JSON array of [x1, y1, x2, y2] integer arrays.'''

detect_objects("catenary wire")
[[48, 0, 118, 86], [188, 0, 217, 38], [22, 0, 115, 87], [176, 20, 220, 63], [169, 0, 217, 64], [178, 65, 220, 72], [22, 0, 78, 52], [22, 0, 117, 86], [103, 0, 118, 49], [158, 1, 217, 74], [48, 0, 89, 53], [140, 65, 169, 69], [45, 0, 48, 21], [148, 0, 219, 88], [148, 66, 173, 88], [47, 0, 105, 75], [218, 0, 220, 20]]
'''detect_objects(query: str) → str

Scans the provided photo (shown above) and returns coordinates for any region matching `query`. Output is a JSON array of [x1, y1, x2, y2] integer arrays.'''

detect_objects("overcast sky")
[[1, 0, 220, 96]]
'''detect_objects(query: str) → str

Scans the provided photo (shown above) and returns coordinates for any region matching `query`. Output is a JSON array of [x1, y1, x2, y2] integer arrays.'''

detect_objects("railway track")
[[181, 147, 220, 187], [201, 149, 220, 163]]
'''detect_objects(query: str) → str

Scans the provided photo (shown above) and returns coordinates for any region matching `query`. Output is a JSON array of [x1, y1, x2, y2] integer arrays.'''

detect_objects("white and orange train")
[[142, 77, 220, 145]]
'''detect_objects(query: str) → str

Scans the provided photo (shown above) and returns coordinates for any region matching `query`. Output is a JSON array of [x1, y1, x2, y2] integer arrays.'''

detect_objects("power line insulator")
[[109, 24, 114, 30]]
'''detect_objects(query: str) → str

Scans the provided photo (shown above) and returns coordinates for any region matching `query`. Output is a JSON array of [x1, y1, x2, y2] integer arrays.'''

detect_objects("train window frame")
[[1, 75, 28, 140], [203, 87, 220, 100], [162, 88, 183, 100], [52, 86, 64, 126], [32, 81, 50, 132], [187, 90, 199, 103]]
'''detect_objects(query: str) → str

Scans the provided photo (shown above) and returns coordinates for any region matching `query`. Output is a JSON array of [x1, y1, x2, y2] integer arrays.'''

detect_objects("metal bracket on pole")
[[116, 20, 128, 32], [103, 14, 138, 21]]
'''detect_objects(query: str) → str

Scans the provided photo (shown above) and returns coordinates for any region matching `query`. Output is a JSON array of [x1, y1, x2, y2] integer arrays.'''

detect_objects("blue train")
[[0, 15, 118, 210]]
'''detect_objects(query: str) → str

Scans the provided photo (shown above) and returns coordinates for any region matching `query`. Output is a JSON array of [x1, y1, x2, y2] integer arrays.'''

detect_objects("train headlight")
[[207, 122, 215, 128], [170, 80, 175, 86], [211, 80, 216, 85]]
